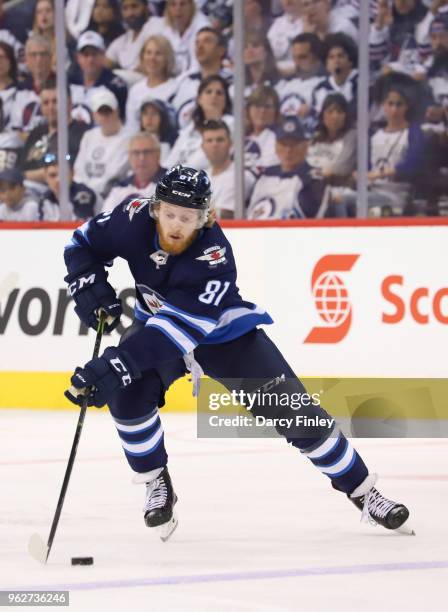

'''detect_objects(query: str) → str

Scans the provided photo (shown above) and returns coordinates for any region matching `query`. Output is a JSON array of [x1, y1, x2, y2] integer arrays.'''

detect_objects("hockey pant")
[[107, 323, 368, 495]]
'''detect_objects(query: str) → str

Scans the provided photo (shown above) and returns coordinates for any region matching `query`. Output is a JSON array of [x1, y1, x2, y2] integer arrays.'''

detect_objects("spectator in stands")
[[267, 0, 303, 75], [166, 73, 232, 169], [139, 98, 178, 165], [0, 0, 23, 66], [311, 33, 358, 120], [334, 83, 427, 216], [74, 88, 130, 197], [13, 33, 55, 137], [244, 0, 272, 37], [69, 30, 128, 124], [202, 119, 256, 219], [32, 0, 55, 48], [306, 93, 356, 189], [0, 41, 23, 131], [242, 31, 281, 97], [88, 0, 125, 48], [245, 85, 281, 171], [105, 0, 162, 72], [172, 26, 231, 129], [21, 34, 54, 95], [39, 152, 99, 221], [0, 99, 23, 173], [102, 132, 165, 212], [370, 0, 432, 78], [247, 116, 324, 218], [22, 77, 89, 195], [0, 168, 40, 221], [301, 0, 358, 42], [125, 35, 178, 133], [424, 14, 448, 127], [427, 10, 448, 59], [159, 0, 210, 73], [277, 32, 326, 121]]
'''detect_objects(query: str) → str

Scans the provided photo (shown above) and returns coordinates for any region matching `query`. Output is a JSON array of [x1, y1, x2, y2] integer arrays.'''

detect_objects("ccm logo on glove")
[[68, 273, 96, 296], [110, 357, 132, 386]]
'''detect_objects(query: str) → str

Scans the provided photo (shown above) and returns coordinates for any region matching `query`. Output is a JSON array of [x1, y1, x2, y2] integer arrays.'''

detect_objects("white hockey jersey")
[[0, 194, 40, 221], [277, 74, 326, 117], [165, 114, 234, 170], [244, 128, 279, 171], [247, 163, 322, 219], [205, 162, 256, 214], [156, 11, 211, 74], [73, 125, 130, 196]]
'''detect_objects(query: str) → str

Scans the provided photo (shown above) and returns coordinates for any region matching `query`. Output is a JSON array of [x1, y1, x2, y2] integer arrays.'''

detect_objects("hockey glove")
[[66, 269, 122, 332], [65, 347, 141, 408]]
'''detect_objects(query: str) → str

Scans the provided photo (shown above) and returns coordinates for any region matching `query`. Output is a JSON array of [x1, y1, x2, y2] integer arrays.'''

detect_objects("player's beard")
[[156, 222, 198, 255]]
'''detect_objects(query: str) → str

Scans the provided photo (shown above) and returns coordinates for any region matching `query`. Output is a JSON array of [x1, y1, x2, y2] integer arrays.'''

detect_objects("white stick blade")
[[28, 533, 48, 564]]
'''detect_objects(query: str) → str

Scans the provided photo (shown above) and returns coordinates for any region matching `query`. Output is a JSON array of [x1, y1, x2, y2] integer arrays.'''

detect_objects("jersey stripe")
[[120, 425, 164, 456], [114, 410, 159, 433], [214, 305, 270, 330], [159, 303, 217, 334], [145, 315, 197, 354]]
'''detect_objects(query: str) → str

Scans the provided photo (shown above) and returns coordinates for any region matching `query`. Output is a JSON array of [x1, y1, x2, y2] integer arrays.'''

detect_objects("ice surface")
[[1, 409, 447, 612]]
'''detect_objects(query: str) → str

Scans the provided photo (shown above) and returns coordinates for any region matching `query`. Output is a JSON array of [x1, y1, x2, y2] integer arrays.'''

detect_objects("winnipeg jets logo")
[[196, 245, 227, 267], [136, 284, 165, 315], [150, 249, 169, 269], [125, 198, 149, 221]]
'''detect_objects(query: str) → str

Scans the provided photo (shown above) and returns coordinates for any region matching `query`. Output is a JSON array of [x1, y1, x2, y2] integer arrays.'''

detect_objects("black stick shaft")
[[45, 314, 106, 562]]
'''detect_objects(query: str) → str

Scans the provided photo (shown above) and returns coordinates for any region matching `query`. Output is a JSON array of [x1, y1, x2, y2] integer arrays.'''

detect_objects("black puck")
[[71, 557, 94, 566]]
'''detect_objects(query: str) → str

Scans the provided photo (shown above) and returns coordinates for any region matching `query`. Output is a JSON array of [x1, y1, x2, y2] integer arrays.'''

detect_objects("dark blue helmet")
[[155, 165, 211, 210]]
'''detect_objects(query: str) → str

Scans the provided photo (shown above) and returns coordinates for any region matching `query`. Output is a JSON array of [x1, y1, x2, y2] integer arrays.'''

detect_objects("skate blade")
[[28, 533, 48, 564], [156, 514, 178, 542], [396, 521, 416, 536]]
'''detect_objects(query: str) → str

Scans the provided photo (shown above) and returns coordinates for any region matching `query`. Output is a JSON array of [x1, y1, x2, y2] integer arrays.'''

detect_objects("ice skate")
[[143, 467, 178, 541], [348, 474, 414, 535]]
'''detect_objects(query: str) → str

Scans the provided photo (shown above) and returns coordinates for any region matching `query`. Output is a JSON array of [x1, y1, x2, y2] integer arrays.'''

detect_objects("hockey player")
[[64, 165, 412, 540]]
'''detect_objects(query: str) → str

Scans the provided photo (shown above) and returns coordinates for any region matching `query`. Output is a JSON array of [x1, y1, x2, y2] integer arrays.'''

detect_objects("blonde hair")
[[205, 209, 216, 228], [140, 35, 176, 79], [150, 200, 215, 229]]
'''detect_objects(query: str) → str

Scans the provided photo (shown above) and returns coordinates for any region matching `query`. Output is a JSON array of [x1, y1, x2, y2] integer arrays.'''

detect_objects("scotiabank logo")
[[382, 275, 448, 324], [304, 254, 359, 344]]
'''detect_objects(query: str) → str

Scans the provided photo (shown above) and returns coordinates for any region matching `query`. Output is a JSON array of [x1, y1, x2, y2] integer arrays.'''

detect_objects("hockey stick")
[[28, 312, 106, 564]]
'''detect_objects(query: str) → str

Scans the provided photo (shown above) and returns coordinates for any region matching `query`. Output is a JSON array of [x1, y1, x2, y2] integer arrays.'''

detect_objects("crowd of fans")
[[0, 0, 447, 222]]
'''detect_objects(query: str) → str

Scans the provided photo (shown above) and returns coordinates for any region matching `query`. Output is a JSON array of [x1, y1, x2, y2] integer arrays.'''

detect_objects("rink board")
[[1, 220, 448, 410]]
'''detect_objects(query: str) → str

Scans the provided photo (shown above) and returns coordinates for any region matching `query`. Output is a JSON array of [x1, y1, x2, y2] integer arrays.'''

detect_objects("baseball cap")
[[274, 116, 307, 142], [91, 88, 118, 112], [0, 168, 24, 186], [77, 30, 105, 52], [430, 14, 448, 34]]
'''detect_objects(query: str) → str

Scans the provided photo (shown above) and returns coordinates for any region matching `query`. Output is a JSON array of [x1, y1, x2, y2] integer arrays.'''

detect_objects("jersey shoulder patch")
[[195, 245, 227, 267], [123, 197, 151, 221]]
